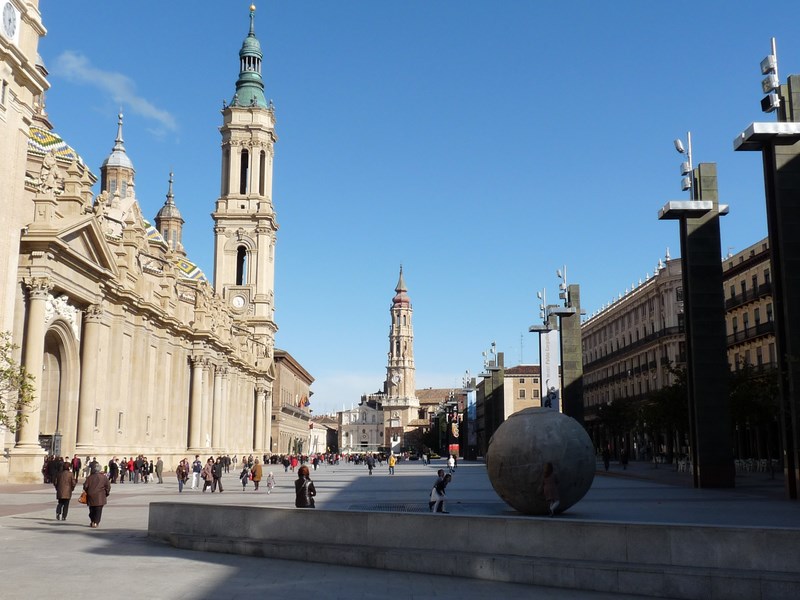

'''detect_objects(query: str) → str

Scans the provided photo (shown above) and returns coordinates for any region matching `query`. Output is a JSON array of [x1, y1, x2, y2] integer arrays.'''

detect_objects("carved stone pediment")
[[39, 216, 119, 278]]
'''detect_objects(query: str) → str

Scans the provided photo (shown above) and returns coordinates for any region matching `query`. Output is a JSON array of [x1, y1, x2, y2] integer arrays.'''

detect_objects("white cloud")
[[53, 51, 177, 132]]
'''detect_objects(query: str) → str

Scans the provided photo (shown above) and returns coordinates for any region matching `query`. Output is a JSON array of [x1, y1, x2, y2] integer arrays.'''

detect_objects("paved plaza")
[[1, 458, 798, 599]]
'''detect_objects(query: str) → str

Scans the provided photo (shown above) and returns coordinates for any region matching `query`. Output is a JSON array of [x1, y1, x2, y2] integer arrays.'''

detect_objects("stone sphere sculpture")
[[486, 407, 595, 515]]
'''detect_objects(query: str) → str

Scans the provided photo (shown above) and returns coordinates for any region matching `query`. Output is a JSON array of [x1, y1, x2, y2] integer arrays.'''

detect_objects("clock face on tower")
[[231, 294, 246, 309], [2, 2, 18, 42]]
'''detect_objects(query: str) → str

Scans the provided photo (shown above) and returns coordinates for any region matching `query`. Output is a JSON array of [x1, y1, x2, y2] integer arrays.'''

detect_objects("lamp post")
[[552, 267, 584, 423], [529, 287, 561, 411], [659, 132, 734, 488], [734, 38, 800, 499], [477, 343, 503, 456]]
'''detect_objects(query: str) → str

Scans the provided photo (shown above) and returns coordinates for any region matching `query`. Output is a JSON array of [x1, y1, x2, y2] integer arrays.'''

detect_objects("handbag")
[[78, 491, 88, 504]]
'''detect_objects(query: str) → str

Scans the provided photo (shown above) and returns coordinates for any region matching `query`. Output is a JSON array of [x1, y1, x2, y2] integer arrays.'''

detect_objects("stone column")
[[264, 390, 273, 454], [212, 365, 223, 450], [198, 360, 211, 449], [76, 304, 104, 450], [188, 356, 203, 450], [220, 368, 229, 452], [14, 278, 52, 449], [254, 385, 266, 453]]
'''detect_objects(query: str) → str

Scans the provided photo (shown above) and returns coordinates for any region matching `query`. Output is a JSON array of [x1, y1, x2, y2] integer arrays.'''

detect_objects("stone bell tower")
[[212, 4, 278, 353], [383, 267, 419, 447]]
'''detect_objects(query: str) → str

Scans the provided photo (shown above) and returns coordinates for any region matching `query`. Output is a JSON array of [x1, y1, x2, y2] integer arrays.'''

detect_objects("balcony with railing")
[[725, 281, 772, 311], [583, 326, 683, 371], [727, 320, 775, 346]]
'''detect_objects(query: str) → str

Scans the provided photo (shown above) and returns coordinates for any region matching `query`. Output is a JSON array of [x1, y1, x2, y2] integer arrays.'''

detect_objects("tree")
[[0, 332, 34, 433], [638, 364, 689, 463], [729, 364, 780, 459]]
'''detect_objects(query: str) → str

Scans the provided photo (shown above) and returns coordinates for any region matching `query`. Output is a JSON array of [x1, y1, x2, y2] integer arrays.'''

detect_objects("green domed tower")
[[212, 4, 278, 386]]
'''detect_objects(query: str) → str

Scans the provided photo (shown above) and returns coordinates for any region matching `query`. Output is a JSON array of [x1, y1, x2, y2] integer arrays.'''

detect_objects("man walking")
[[366, 454, 375, 475], [155, 457, 164, 484], [191, 455, 202, 490], [212, 457, 225, 493]]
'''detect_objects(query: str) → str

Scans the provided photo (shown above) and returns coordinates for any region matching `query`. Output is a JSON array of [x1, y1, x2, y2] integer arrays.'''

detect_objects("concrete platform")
[[2, 458, 799, 599]]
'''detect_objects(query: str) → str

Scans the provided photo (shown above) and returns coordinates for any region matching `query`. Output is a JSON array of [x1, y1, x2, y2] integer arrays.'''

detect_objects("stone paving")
[[1, 458, 798, 599]]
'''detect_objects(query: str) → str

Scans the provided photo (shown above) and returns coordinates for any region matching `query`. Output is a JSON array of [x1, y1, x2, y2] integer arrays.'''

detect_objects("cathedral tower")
[[212, 5, 278, 351], [154, 172, 185, 255], [99, 113, 135, 201], [384, 267, 419, 447]]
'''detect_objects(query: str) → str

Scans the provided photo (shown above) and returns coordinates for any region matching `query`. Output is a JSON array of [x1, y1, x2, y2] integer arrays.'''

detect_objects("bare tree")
[[0, 332, 34, 433]]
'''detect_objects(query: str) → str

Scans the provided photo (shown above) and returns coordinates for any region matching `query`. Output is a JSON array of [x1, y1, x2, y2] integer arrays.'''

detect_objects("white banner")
[[540, 329, 560, 412]]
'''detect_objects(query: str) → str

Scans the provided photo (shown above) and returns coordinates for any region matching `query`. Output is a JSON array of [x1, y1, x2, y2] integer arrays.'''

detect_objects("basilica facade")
[[1, 3, 281, 482]]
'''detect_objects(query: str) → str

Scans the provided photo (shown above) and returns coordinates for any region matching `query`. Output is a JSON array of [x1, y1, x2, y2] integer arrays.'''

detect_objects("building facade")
[[581, 254, 685, 451], [723, 237, 776, 372], [270, 349, 313, 455], [503, 365, 545, 413], [1, 6, 283, 482]]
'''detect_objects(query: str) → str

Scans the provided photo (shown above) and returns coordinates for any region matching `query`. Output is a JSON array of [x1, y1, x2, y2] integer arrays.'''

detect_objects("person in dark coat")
[[83, 463, 111, 528], [108, 457, 119, 483], [294, 465, 316, 508], [212, 457, 224, 493], [54, 463, 76, 521]]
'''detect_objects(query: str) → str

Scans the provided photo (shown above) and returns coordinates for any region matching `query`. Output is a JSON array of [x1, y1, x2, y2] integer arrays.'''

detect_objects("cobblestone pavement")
[[1, 458, 797, 599]]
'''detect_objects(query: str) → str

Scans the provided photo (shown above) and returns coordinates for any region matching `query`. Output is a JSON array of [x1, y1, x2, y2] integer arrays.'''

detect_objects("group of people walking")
[[52, 460, 110, 528]]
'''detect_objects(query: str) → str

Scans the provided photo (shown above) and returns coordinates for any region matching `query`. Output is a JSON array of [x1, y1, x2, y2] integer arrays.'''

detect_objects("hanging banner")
[[540, 329, 560, 412], [466, 389, 477, 446]]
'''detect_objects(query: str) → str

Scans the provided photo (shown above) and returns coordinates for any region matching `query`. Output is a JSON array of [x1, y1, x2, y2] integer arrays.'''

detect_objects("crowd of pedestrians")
[[45, 449, 468, 521]]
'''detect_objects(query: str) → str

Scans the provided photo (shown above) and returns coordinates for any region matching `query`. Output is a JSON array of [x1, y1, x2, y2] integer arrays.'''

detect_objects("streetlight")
[[674, 132, 693, 194], [733, 37, 800, 499], [760, 38, 780, 114]]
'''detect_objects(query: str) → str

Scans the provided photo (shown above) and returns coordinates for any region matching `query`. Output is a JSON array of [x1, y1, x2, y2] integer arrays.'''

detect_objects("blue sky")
[[38, 1, 800, 416]]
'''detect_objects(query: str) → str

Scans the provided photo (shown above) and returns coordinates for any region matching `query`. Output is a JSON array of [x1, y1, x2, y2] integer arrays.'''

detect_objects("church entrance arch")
[[38, 321, 80, 456]]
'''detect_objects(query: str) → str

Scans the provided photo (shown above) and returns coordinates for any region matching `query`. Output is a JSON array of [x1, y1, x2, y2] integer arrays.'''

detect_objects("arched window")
[[236, 245, 247, 285], [239, 149, 249, 194]]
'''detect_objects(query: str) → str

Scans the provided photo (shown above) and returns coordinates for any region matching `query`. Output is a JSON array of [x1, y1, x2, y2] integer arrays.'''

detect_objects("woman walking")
[[176, 459, 189, 493], [54, 462, 76, 521], [251, 458, 263, 491], [201, 458, 214, 492], [294, 465, 316, 508], [83, 463, 111, 528]]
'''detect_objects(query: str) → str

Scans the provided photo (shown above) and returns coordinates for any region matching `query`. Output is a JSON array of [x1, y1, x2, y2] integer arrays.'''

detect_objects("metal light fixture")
[[556, 266, 568, 301], [760, 38, 780, 114], [674, 132, 693, 196]]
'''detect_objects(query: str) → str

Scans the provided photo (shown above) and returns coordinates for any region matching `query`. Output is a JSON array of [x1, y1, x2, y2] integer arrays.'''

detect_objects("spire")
[[395, 265, 407, 293], [155, 171, 185, 254], [101, 112, 134, 170], [392, 266, 410, 306], [156, 171, 183, 221], [230, 5, 267, 109]]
